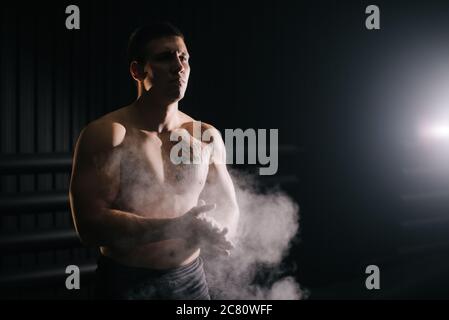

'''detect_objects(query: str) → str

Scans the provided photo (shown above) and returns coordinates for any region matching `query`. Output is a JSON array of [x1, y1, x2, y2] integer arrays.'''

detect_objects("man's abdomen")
[[101, 239, 201, 270]]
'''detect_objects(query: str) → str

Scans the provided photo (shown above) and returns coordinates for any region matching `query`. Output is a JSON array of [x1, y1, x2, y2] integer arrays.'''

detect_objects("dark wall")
[[2, 0, 449, 299], [0, 0, 305, 299]]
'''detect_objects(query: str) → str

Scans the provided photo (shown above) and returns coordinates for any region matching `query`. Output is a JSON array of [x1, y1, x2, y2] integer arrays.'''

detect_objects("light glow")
[[421, 124, 449, 139]]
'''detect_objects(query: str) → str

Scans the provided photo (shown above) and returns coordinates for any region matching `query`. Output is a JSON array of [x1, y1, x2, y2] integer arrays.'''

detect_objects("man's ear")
[[130, 61, 147, 82]]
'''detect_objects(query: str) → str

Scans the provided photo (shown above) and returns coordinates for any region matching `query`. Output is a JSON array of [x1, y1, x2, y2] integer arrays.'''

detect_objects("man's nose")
[[171, 56, 184, 74]]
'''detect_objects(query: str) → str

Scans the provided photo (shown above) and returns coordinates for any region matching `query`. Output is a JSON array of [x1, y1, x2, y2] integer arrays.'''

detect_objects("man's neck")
[[133, 91, 180, 133]]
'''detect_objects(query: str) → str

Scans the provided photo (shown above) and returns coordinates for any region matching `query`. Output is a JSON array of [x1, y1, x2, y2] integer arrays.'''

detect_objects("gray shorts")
[[94, 255, 211, 300]]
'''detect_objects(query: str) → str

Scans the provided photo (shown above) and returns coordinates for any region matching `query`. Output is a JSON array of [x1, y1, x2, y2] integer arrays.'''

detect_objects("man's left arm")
[[199, 126, 240, 240]]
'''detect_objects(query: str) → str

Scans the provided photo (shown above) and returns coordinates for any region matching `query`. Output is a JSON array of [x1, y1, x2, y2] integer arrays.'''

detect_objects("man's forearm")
[[76, 207, 181, 249]]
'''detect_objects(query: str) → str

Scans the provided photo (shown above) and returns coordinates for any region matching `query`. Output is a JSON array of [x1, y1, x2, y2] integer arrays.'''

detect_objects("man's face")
[[142, 36, 190, 102]]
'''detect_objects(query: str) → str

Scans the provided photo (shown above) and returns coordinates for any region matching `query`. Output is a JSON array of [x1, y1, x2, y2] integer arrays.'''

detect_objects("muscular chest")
[[119, 130, 211, 194]]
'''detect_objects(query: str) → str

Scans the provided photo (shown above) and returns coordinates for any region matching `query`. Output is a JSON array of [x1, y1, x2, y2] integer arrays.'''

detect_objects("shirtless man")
[[69, 22, 239, 299]]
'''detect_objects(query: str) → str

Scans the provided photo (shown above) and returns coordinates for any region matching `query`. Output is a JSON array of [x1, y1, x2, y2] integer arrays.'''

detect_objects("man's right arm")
[[68, 121, 208, 249]]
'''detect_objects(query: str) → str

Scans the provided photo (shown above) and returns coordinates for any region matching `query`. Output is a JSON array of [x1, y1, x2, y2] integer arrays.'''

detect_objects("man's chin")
[[167, 90, 185, 102]]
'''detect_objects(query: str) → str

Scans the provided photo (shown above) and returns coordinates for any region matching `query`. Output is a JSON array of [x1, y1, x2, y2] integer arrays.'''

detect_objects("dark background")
[[1, 0, 449, 299]]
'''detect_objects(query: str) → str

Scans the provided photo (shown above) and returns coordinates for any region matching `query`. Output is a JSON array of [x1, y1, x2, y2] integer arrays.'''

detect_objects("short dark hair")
[[127, 22, 184, 65]]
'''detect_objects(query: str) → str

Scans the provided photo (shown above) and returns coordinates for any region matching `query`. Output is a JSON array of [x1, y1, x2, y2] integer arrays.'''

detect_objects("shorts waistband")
[[97, 255, 203, 278]]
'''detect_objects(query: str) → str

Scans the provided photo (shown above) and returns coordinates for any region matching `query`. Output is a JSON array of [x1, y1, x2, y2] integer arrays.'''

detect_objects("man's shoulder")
[[77, 107, 128, 153], [178, 113, 221, 141], [178, 111, 218, 131]]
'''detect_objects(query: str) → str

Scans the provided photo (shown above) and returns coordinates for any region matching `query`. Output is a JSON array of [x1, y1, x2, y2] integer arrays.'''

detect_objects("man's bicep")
[[69, 128, 121, 216], [203, 162, 238, 208], [201, 126, 237, 204], [70, 154, 115, 212]]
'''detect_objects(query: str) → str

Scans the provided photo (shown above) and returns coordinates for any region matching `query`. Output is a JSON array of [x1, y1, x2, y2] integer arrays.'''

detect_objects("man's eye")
[[154, 53, 171, 61], [162, 54, 172, 60]]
